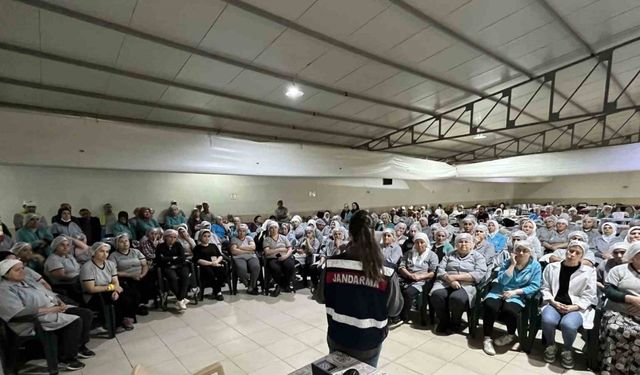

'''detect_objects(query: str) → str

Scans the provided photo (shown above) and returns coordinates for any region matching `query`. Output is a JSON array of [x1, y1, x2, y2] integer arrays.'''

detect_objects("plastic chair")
[[1, 316, 58, 375], [157, 261, 199, 311], [131, 361, 225, 375]]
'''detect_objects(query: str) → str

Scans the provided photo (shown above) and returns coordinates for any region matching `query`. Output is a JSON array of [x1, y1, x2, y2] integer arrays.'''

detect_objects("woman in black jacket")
[[192, 229, 228, 301], [156, 229, 190, 312]]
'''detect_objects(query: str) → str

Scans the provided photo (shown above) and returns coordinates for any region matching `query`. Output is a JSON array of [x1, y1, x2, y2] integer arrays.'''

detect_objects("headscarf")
[[623, 242, 640, 263], [600, 222, 618, 243], [198, 228, 213, 242], [291, 215, 302, 225], [0, 259, 21, 276], [475, 224, 488, 236], [50, 236, 70, 253], [510, 230, 528, 241], [513, 240, 533, 254], [267, 221, 280, 230], [163, 229, 178, 238], [115, 232, 130, 249], [567, 231, 589, 243], [625, 226, 640, 243], [606, 241, 629, 258], [567, 240, 588, 256], [198, 221, 212, 230], [10, 242, 31, 255], [487, 220, 500, 236], [381, 228, 396, 245], [176, 223, 189, 232], [455, 232, 474, 245], [412, 232, 430, 250], [89, 242, 110, 257]]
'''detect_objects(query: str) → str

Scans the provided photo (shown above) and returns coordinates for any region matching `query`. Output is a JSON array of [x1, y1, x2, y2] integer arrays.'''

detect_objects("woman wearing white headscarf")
[[625, 226, 640, 244], [520, 219, 543, 259], [597, 242, 629, 290], [600, 242, 640, 373], [592, 222, 622, 265], [474, 225, 496, 271], [486, 220, 507, 254], [0, 259, 95, 371], [380, 228, 402, 265], [397, 233, 438, 323], [176, 224, 196, 257]]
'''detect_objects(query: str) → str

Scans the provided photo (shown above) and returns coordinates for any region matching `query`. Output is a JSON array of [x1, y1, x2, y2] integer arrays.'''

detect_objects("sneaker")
[[175, 301, 185, 312], [560, 350, 574, 369], [494, 334, 516, 347], [89, 326, 108, 335], [483, 338, 496, 356], [122, 318, 135, 331], [182, 298, 190, 306], [136, 305, 149, 316], [544, 344, 557, 363], [215, 292, 224, 301], [270, 285, 281, 297], [247, 288, 259, 295], [77, 346, 96, 359], [59, 360, 85, 371]]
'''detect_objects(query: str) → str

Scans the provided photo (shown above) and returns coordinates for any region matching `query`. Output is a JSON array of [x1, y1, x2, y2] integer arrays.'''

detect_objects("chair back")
[[193, 361, 226, 375]]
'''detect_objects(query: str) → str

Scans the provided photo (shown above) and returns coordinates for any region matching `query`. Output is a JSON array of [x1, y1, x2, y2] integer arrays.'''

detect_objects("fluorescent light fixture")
[[473, 133, 487, 140], [285, 84, 304, 99]]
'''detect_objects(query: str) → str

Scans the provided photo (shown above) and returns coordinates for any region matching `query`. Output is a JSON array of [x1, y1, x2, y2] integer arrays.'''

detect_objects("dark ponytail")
[[349, 210, 384, 282]]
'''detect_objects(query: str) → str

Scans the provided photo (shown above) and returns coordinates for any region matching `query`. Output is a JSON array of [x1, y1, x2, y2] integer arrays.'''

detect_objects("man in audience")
[[14, 201, 46, 231], [201, 202, 214, 223], [77, 209, 101, 245], [537, 216, 557, 245], [100, 203, 117, 236], [274, 200, 289, 221], [581, 216, 599, 247]]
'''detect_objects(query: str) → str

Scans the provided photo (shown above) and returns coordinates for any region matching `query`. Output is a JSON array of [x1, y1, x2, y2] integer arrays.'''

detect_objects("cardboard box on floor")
[[289, 351, 391, 375]]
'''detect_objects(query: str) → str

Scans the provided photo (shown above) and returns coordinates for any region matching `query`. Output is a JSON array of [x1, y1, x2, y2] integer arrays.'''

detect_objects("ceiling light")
[[285, 84, 304, 99], [473, 133, 487, 140]]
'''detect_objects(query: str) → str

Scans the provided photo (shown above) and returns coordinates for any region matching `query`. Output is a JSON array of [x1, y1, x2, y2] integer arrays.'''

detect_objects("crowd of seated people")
[[1, 199, 640, 372]]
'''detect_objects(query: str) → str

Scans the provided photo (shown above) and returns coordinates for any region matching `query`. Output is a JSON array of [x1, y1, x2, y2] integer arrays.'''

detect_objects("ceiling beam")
[[15, 0, 440, 118], [538, 0, 637, 107], [0, 76, 370, 141], [0, 41, 397, 132]]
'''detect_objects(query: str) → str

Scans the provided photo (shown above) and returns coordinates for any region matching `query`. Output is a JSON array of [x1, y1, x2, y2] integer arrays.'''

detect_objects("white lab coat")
[[541, 262, 597, 329]]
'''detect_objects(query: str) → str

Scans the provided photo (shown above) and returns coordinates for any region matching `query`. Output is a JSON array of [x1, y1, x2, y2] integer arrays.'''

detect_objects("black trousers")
[[56, 316, 82, 362], [267, 257, 296, 288], [119, 277, 145, 308], [430, 287, 469, 329], [199, 265, 228, 294], [162, 265, 190, 300], [309, 263, 322, 288], [87, 289, 138, 326], [52, 282, 84, 307], [400, 284, 421, 321], [65, 307, 93, 347], [482, 298, 523, 336]]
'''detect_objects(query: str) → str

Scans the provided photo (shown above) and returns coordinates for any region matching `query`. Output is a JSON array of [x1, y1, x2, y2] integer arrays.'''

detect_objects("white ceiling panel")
[[0, 50, 40, 82], [130, 0, 225, 47], [334, 62, 399, 93], [443, 0, 534, 35], [352, 105, 397, 122], [417, 44, 481, 79], [298, 92, 349, 112], [243, 0, 316, 20], [388, 28, 453, 64], [346, 6, 424, 54], [40, 91, 101, 113], [295, 0, 390, 40], [146, 108, 195, 124], [0, 0, 40, 48], [116, 36, 191, 79], [253, 29, 331, 74], [40, 11, 124, 65], [104, 75, 168, 102], [0, 82, 41, 105], [577, 5, 640, 46], [187, 114, 221, 127], [547, 0, 599, 16], [198, 6, 285, 61], [393, 81, 443, 107], [41, 60, 111, 93], [157, 87, 217, 108], [298, 50, 366, 84], [175, 55, 243, 88], [364, 72, 425, 99], [401, 0, 474, 20], [41, 0, 137, 24], [97, 100, 153, 119], [328, 99, 376, 117], [225, 70, 286, 99]]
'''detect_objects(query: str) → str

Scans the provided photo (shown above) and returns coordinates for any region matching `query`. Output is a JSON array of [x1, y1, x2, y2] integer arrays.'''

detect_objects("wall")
[[513, 171, 640, 205], [0, 165, 515, 229]]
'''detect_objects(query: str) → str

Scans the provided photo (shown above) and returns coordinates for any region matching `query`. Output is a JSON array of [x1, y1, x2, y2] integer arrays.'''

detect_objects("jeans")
[[327, 337, 382, 368], [541, 305, 583, 351]]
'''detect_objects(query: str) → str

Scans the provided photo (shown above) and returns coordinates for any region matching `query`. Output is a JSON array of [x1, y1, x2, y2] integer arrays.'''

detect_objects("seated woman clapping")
[[230, 224, 260, 295], [295, 225, 320, 288], [81, 242, 139, 331], [107, 233, 150, 316], [600, 242, 640, 373], [0, 259, 95, 372], [540, 240, 597, 369], [396, 233, 438, 324], [482, 240, 541, 356], [263, 221, 295, 297], [156, 229, 191, 312], [430, 233, 487, 334], [193, 229, 228, 301]]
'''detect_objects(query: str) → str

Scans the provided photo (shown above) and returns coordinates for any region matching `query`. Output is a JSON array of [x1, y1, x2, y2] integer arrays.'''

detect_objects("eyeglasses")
[[514, 248, 530, 254]]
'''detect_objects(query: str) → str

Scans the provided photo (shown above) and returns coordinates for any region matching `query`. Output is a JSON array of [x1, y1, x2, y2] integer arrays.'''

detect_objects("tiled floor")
[[20, 289, 594, 375]]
